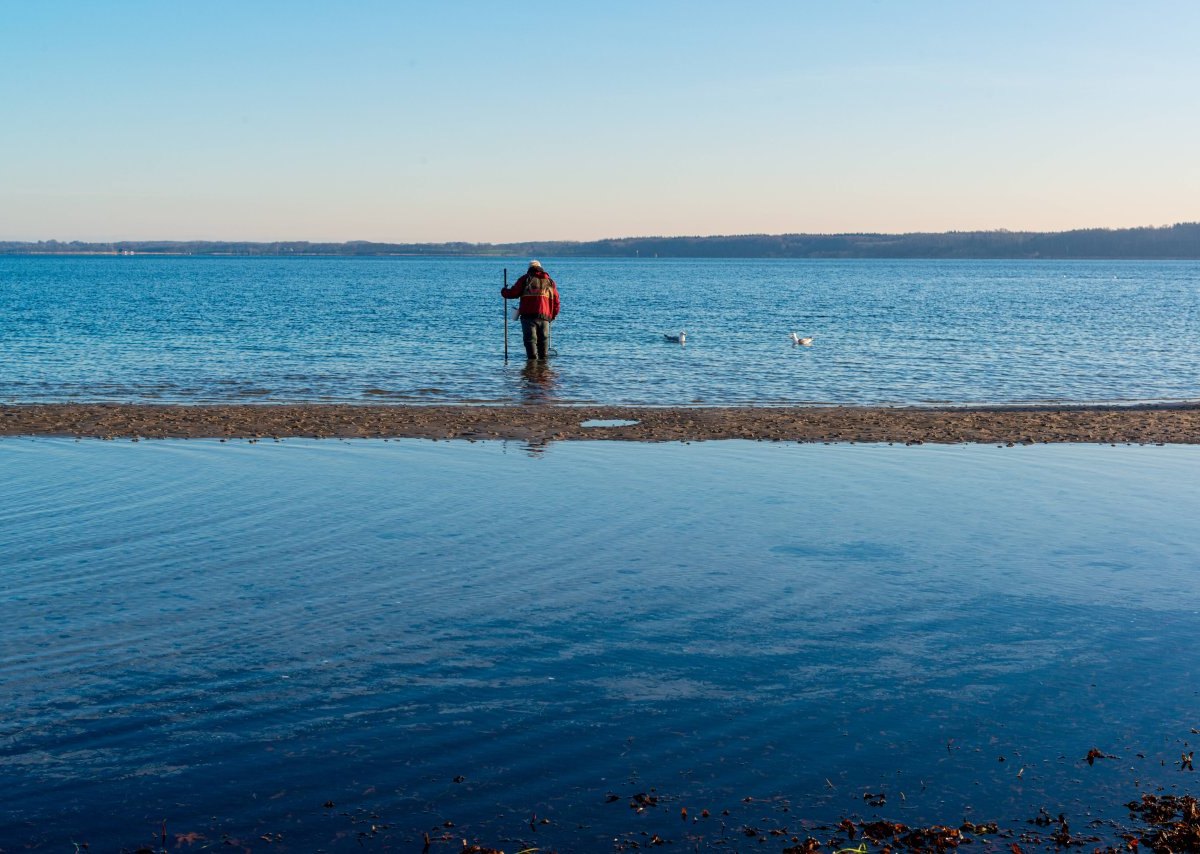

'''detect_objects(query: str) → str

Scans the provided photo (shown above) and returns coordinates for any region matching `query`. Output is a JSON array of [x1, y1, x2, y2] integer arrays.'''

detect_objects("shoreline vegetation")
[[3, 403, 1199, 444], [4, 222, 1200, 259]]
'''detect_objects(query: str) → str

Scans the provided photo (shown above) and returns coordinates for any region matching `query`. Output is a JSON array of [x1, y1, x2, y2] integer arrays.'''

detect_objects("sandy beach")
[[3, 402, 1199, 444]]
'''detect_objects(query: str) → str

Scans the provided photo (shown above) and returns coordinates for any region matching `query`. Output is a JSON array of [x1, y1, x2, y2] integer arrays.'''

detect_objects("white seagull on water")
[[664, 331, 686, 344], [791, 332, 814, 346]]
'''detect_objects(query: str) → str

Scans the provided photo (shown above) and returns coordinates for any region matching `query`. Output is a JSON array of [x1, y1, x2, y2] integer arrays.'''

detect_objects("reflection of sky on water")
[[2, 440, 1199, 849]]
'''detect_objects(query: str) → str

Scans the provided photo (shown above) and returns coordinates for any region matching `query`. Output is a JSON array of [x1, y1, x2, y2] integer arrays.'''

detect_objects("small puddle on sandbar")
[[580, 419, 640, 428]]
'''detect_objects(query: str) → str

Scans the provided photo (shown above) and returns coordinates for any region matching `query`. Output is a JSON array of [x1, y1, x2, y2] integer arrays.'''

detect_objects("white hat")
[[528, 259, 542, 268]]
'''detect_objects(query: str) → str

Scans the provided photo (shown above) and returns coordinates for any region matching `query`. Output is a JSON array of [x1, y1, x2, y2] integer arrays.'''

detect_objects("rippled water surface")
[[3, 255, 1199, 404], [3, 439, 1200, 850]]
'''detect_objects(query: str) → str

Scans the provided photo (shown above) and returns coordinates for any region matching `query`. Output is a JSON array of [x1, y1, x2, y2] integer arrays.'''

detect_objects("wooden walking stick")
[[502, 267, 509, 362]]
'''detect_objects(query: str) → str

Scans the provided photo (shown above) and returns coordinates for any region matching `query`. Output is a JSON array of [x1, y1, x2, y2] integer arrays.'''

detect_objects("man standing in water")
[[502, 260, 560, 360]]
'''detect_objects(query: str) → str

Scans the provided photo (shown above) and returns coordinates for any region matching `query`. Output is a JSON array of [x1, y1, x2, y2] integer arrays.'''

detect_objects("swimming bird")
[[790, 332, 814, 346], [664, 331, 686, 344]]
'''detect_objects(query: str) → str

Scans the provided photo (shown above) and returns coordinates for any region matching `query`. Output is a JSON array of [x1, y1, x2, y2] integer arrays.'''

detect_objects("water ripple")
[[2, 256, 1199, 405], [3, 440, 1200, 848]]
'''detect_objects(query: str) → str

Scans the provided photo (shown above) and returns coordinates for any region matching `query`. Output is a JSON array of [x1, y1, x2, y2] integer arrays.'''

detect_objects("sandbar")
[[3, 403, 1200, 444]]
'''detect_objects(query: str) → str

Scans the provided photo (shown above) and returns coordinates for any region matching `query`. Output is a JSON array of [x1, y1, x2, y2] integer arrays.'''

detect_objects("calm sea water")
[[3, 439, 1199, 850], [2, 255, 1199, 405]]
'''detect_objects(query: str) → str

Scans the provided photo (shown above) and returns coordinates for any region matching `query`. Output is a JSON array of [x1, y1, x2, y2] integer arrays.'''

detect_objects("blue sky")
[[2, 1, 1197, 242]]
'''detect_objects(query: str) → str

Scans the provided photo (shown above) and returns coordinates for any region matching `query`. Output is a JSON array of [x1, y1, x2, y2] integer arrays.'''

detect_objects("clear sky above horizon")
[[3, 1, 1198, 243]]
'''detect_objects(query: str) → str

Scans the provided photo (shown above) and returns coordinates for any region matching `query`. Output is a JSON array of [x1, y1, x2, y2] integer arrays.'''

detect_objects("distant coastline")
[[3, 222, 1200, 259]]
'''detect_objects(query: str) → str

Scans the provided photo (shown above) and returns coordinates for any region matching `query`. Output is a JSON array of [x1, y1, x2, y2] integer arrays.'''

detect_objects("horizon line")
[[6, 221, 1200, 246]]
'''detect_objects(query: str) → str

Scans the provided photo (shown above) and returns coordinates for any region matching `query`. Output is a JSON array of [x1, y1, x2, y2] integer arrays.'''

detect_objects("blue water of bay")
[[2, 438, 1199, 849], [3, 255, 1199, 405]]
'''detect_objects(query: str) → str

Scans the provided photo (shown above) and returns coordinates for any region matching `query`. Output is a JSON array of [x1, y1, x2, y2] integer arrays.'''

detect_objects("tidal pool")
[[580, 418, 641, 428], [2, 439, 1199, 850]]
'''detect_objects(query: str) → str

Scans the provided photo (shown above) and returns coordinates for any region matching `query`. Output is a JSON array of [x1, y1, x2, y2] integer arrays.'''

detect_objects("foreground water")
[[3, 255, 1200, 405], [2, 439, 1199, 850]]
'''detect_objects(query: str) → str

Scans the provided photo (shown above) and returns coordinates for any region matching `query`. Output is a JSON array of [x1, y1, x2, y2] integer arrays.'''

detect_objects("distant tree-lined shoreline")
[[3, 223, 1200, 259]]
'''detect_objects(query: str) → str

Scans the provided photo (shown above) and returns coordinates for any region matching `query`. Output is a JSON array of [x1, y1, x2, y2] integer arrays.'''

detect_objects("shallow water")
[[3, 255, 1199, 405], [2, 439, 1199, 849]]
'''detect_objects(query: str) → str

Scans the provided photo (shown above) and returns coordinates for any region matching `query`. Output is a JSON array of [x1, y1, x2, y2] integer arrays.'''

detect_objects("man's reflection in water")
[[520, 360, 558, 404]]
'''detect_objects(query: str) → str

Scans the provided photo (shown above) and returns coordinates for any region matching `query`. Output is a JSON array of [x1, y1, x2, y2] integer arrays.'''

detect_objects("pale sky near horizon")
[[2, 1, 1198, 243]]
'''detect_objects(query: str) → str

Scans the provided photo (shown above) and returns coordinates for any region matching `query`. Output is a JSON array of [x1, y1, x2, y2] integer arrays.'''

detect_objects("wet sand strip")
[[3, 403, 1200, 444]]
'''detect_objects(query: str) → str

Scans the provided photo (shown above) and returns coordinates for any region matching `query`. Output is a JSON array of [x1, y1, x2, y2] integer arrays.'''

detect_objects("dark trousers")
[[520, 317, 551, 360]]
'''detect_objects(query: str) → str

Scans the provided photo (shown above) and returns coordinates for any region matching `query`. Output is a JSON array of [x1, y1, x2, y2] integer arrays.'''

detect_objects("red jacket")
[[502, 270, 560, 321]]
